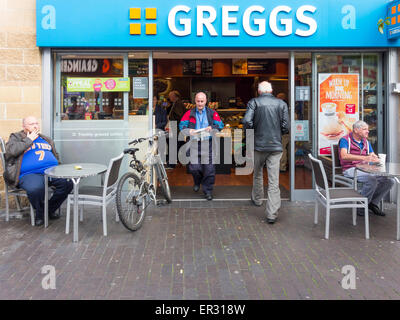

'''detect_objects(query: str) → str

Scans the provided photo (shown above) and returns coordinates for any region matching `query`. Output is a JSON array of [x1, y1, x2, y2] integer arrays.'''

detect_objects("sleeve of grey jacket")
[[242, 100, 255, 129], [280, 101, 289, 134], [5, 133, 33, 158]]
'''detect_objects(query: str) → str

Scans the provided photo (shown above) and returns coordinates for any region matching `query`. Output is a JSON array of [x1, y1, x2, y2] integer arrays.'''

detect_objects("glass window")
[[60, 56, 125, 120], [294, 53, 313, 189], [128, 53, 150, 116], [363, 54, 379, 151]]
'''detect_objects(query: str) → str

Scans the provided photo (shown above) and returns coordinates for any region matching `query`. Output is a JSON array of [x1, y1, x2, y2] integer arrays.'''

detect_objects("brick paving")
[[1, 200, 400, 300]]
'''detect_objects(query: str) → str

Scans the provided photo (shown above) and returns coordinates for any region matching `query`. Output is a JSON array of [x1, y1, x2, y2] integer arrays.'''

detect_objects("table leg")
[[72, 178, 80, 242], [396, 177, 400, 241], [354, 168, 358, 190], [44, 174, 49, 228]]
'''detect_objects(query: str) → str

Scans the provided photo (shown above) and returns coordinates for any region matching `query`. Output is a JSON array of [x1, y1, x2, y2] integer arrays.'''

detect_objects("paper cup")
[[378, 153, 386, 165]]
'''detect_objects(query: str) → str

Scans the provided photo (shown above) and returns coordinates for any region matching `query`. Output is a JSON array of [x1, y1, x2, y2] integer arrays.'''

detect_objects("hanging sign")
[[318, 73, 359, 156], [67, 77, 130, 92]]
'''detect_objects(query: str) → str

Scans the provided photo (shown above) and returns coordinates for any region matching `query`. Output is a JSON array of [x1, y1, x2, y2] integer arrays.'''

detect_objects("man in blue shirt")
[[4, 117, 73, 226], [339, 120, 394, 216]]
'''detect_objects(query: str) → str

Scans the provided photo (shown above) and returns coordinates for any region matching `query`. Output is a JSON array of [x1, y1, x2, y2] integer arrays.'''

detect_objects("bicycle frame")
[[127, 133, 164, 207]]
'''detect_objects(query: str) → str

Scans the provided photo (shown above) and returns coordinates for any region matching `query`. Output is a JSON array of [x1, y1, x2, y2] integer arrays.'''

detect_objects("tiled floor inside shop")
[[1, 199, 400, 300]]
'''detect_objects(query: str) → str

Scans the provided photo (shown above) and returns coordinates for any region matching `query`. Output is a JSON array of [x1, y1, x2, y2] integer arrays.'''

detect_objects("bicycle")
[[116, 132, 172, 231]]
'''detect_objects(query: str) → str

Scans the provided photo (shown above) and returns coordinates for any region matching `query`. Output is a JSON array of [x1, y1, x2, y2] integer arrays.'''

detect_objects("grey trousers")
[[280, 134, 290, 171], [252, 150, 283, 219], [344, 167, 395, 205]]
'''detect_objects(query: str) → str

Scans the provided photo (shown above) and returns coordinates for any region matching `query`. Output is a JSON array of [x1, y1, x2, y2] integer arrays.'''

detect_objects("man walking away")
[[242, 81, 289, 224]]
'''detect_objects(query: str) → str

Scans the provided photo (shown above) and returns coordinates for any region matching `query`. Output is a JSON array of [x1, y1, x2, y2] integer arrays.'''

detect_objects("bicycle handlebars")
[[128, 131, 168, 146]]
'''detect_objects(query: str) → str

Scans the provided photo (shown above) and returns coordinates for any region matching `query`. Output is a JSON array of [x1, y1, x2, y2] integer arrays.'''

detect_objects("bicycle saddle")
[[123, 148, 139, 155]]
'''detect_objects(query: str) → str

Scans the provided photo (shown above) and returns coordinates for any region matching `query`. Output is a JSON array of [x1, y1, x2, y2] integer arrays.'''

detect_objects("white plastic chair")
[[308, 153, 369, 239], [66, 153, 124, 236]]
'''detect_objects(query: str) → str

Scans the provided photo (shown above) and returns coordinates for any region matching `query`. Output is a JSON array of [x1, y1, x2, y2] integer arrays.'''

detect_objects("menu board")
[[129, 59, 148, 76], [183, 59, 213, 75], [318, 73, 359, 156], [247, 59, 276, 74]]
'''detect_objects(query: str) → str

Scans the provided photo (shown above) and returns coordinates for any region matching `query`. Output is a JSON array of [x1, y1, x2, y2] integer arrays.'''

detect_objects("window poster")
[[318, 73, 359, 156], [67, 77, 130, 92]]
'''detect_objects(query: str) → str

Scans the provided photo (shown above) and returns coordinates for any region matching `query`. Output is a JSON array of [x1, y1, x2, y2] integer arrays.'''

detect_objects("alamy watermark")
[[153, 121, 255, 175], [41, 265, 56, 290], [341, 265, 356, 290]]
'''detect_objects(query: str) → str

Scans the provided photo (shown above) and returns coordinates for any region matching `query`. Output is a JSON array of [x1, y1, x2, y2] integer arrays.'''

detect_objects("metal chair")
[[0, 137, 35, 225], [308, 153, 370, 239], [65, 153, 124, 236], [331, 143, 354, 188]]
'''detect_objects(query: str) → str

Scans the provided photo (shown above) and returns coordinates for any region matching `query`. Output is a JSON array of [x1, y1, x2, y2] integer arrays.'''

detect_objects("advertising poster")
[[294, 120, 309, 141], [67, 77, 130, 92], [132, 77, 149, 98], [318, 73, 359, 156]]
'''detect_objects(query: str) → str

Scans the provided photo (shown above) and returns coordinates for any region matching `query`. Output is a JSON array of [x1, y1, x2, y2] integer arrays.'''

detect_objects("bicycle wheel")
[[116, 172, 146, 231], [155, 162, 172, 203]]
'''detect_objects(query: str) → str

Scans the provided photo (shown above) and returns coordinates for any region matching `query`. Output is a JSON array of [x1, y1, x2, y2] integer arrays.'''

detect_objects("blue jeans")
[[344, 167, 395, 205], [18, 173, 73, 220]]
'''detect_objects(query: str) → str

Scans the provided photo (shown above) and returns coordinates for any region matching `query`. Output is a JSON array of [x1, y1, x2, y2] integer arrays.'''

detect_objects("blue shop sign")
[[37, 0, 400, 48], [387, 0, 400, 39]]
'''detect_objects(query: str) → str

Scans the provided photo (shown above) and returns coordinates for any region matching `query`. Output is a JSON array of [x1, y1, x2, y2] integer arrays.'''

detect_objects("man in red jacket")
[[179, 92, 224, 200]]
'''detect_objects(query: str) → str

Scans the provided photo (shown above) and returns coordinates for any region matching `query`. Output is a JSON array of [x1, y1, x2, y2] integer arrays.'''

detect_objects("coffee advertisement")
[[318, 73, 359, 156]]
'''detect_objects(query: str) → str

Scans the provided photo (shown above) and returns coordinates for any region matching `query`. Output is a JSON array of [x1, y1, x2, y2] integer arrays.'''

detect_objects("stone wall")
[[0, 0, 41, 209]]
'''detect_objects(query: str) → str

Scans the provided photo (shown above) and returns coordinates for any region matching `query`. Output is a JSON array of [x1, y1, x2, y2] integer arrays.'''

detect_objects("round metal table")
[[355, 162, 400, 240], [44, 163, 107, 242]]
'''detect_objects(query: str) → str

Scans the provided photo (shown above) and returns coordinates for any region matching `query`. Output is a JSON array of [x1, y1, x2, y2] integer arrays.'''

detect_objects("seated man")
[[3, 116, 73, 226], [339, 120, 394, 216]]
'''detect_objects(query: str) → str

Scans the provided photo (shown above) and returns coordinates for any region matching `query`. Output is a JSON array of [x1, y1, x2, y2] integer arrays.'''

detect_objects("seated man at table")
[[339, 120, 395, 216], [3, 116, 73, 226]]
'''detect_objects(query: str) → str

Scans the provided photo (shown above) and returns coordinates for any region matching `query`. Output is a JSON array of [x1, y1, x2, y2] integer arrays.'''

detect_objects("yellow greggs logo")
[[129, 8, 157, 35]]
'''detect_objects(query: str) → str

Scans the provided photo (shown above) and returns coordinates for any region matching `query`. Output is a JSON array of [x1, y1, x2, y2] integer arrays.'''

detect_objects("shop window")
[[60, 56, 125, 120], [294, 53, 313, 189], [362, 55, 379, 151], [128, 58, 150, 116]]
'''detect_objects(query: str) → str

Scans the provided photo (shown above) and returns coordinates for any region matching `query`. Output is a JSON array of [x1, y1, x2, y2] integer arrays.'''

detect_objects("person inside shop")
[[242, 81, 289, 224], [153, 95, 168, 131], [66, 96, 86, 120], [277, 92, 290, 172], [167, 90, 187, 167], [339, 120, 395, 217], [179, 92, 224, 200], [3, 116, 73, 226], [168, 90, 186, 125]]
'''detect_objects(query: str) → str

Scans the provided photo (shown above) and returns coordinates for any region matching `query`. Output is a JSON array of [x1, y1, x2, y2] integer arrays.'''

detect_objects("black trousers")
[[188, 140, 215, 195]]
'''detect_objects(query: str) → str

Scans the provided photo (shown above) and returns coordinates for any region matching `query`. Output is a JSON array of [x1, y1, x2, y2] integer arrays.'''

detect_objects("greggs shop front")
[[36, 0, 400, 201]]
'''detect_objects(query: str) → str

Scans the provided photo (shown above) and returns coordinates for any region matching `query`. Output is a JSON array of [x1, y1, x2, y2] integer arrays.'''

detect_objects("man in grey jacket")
[[242, 81, 289, 224], [3, 116, 73, 226]]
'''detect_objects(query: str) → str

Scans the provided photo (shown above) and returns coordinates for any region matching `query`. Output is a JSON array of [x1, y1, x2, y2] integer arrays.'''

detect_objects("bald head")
[[22, 116, 40, 134], [195, 92, 207, 112]]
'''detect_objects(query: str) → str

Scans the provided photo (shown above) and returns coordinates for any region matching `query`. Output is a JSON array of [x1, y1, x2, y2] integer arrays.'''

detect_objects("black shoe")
[[356, 208, 366, 217], [35, 218, 44, 226], [49, 212, 60, 220], [193, 185, 200, 192], [266, 218, 276, 224], [205, 193, 213, 201], [369, 203, 386, 216]]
